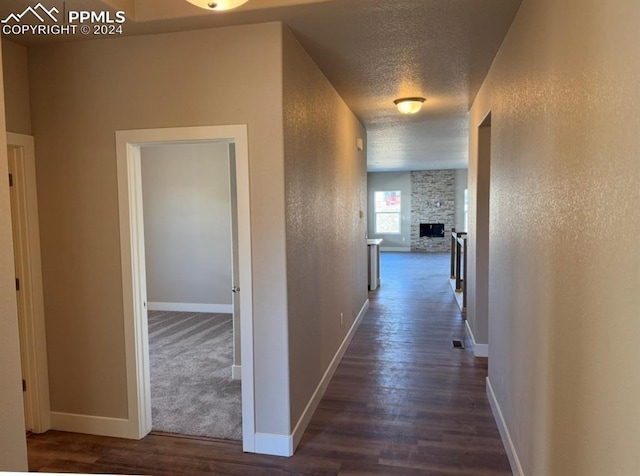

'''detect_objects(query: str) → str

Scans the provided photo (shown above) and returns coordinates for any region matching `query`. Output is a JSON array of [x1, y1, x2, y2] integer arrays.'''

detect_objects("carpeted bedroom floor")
[[147, 310, 242, 441]]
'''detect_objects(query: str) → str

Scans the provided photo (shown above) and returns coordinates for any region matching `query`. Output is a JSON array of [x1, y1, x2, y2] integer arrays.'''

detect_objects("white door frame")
[[115, 125, 256, 452], [6, 132, 51, 433]]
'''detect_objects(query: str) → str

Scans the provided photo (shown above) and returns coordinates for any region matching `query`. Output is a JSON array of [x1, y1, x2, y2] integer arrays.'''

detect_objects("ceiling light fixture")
[[185, 0, 250, 11], [394, 97, 426, 114]]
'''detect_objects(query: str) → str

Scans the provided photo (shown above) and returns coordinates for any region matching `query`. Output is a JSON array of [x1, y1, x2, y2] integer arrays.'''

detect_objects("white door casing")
[[115, 125, 255, 452]]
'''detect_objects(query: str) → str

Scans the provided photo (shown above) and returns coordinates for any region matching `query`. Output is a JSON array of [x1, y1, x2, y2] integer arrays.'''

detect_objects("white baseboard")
[[251, 300, 370, 458], [51, 411, 131, 439], [465, 320, 488, 357], [255, 432, 292, 457], [290, 299, 370, 453], [147, 302, 233, 313], [486, 378, 524, 476], [232, 365, 242, 381], [380, 246, 411, 252]]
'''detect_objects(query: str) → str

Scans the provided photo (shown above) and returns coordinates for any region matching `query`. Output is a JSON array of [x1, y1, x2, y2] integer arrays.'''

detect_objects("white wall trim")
[[380, 246, 411, 252], [465, 320, 488, 357], [232, 365, 242, 381], [486, 378, 524, 476], [290, 299, 369, 453], [147, 302, 233, 314], [51, 412, 130, 439], [255, 433, 292, 457]]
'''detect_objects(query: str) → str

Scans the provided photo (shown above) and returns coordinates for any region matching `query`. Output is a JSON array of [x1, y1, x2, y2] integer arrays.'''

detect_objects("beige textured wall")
[[141, 143, 232, 307], [282, 26, 368, 427], [0, 40, 29, 471], [1, 39, 31, 135], [469, 0, 640, 473], [28, 23, 290, 434]]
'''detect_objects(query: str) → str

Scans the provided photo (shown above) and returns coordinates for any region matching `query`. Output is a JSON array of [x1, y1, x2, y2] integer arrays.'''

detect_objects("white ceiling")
[[0, 0, 522, 171]]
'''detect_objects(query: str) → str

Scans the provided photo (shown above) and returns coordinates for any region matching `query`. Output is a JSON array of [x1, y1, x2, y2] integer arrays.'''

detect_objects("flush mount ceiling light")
[[185, 0, 250, 11], [394, 97, 426, 114]]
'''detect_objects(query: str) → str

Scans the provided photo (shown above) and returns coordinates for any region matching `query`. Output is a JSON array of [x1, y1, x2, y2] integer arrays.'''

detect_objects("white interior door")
[[7, 146, 31, 431], [6, 133, 50, 434], [229, 144, 242, 380]]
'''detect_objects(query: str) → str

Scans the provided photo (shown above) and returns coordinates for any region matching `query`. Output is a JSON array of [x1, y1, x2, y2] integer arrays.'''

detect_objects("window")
[[374, 191, 401, 234], [464, 188, 469, 232]]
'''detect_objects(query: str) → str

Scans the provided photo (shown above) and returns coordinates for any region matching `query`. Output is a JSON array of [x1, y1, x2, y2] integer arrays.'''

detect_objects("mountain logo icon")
[[1, 3, 59, 24]]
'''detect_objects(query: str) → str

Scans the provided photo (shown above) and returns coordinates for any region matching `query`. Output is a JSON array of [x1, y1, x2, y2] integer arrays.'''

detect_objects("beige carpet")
[[148, 310, 242, 440]]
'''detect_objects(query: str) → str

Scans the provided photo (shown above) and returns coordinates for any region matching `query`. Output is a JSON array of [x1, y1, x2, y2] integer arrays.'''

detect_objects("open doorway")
[[474, 112, 492, 358], [115, 126, 256, 452], [140, 142, 240, 439]]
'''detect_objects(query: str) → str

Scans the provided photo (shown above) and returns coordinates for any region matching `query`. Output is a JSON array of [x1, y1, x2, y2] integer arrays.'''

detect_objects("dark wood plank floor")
[[27, 252, 511, 475]]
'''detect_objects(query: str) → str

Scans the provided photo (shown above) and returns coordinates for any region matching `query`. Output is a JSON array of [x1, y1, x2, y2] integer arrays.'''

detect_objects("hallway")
[[26, 252, 510, 475], [300, 252, 510, 474]]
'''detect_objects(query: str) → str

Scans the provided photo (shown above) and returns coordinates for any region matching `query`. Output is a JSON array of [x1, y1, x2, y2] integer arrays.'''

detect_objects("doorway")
[[140, 142, 240, 439], [474, 112, 492, 357], [6, 132, 50, 434], [115, 126, 255, 452]]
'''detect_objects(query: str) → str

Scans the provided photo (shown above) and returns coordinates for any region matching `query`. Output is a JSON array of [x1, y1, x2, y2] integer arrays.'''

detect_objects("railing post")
[[462, 237, 468, 315], [455, 237, 462, 292], [450, 228, 456, 279]]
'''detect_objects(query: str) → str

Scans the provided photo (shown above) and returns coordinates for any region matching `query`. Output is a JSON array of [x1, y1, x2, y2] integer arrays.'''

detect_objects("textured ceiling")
[[0, 0, 522, 171]]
